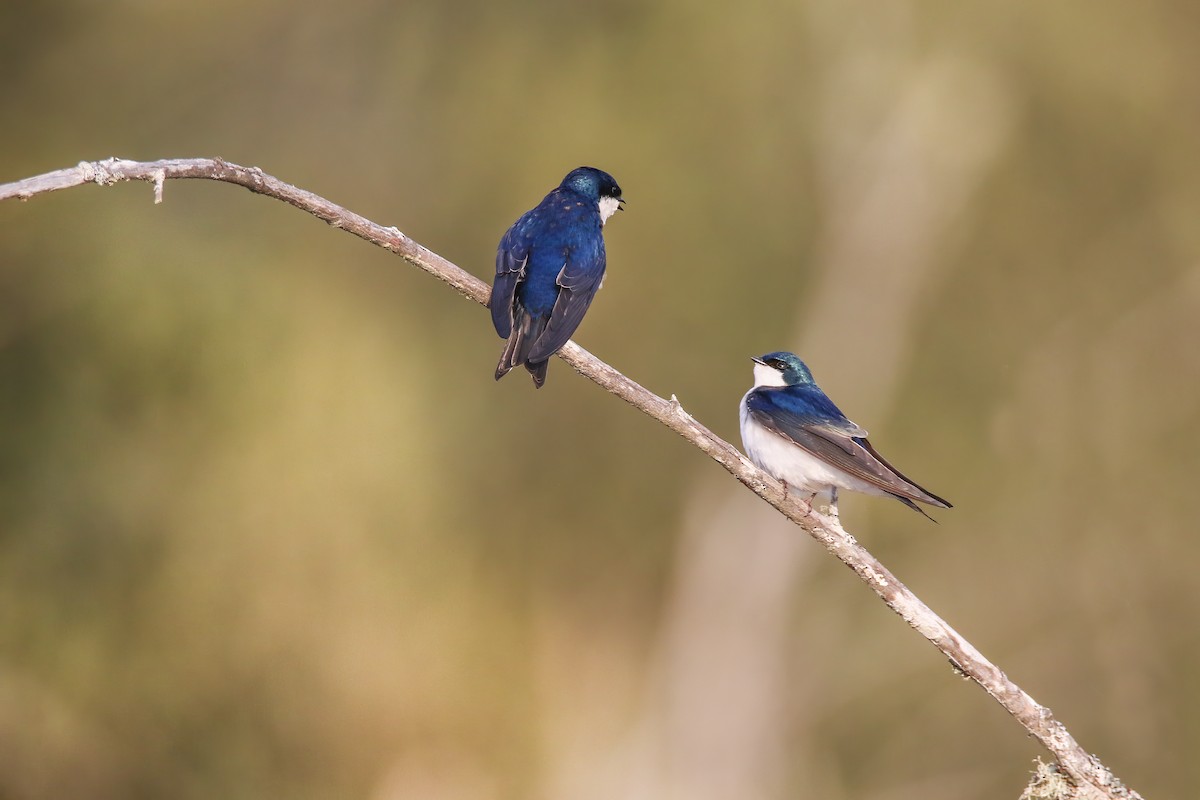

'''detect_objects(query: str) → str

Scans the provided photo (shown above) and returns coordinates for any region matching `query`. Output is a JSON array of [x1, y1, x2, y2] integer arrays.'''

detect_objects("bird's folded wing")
[[745, 393, 934, 501], [489, 234, 528, 338], [525, 251, 604, 362]]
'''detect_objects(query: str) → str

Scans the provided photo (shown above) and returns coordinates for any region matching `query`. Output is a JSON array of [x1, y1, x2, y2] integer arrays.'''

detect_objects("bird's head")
[[751, 351, 816, 388], [561, 166, 625, 224]]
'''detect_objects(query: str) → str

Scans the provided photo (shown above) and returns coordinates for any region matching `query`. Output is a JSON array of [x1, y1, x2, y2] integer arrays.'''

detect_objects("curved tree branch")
[[0, 158, 1142, 800]]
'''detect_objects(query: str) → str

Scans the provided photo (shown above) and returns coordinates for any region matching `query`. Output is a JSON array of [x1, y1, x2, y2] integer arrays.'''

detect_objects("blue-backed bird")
[[489, 167, 624, 387], [739, 351, 952, 520]]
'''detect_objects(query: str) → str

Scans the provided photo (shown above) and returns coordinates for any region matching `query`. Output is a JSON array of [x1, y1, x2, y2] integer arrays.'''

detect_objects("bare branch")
[[1, 157, 488, 305], [0, 157, 1143, 800]]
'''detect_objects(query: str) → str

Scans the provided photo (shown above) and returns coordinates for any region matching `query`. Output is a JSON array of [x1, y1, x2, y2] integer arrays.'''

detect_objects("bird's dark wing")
[[489, 228, 529, 339], [525, 244, 605, 363], [744, 391, 951, 509], [856, 437, 953, 510]]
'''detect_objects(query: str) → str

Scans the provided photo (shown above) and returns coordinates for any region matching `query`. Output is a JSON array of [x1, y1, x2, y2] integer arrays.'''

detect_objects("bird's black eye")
[[768, 359, 784, 369]]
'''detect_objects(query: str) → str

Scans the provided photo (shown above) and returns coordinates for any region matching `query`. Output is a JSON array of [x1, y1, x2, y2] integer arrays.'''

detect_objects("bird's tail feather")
[[494, 335, 520, 381], [526, 359, 549, 388], [891, 494, 940, 523], [494, 311, 549, 384]]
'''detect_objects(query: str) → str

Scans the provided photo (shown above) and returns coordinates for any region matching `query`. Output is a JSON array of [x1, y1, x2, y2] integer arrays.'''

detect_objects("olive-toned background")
[[2, 3, 1197, 799]]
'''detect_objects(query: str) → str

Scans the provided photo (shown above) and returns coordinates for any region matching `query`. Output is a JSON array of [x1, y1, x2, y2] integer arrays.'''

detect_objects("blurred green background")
[[2, 2, 1197, 798]]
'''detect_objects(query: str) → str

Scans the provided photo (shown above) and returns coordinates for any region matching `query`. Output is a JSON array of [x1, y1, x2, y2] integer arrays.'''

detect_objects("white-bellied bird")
[[740, 351, 952, 520]]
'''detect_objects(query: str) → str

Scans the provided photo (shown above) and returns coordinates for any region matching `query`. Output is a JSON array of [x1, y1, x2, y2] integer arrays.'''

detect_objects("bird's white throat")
[[752, 362, 788, 388], [598, 196, 621, 225]]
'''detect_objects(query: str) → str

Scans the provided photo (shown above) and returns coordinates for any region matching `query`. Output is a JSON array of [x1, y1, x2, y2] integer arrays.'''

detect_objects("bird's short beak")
[[751, 356, 767, 366], [618, 198, 627, 210]]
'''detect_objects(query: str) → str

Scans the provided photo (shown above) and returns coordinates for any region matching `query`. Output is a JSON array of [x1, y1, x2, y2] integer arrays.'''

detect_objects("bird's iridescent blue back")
[[762, 380, 852, 428]]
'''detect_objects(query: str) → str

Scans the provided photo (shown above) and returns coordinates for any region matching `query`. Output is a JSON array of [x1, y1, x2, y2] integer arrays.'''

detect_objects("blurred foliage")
[[2, 1, 1199, 798]]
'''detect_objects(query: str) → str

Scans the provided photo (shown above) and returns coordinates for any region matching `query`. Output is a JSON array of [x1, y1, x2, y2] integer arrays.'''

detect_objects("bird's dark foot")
[[825, 488, 840, 519]]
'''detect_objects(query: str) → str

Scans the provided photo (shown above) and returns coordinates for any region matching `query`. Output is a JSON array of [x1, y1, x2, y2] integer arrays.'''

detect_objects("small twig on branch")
[[0, 158, 1143, 800]]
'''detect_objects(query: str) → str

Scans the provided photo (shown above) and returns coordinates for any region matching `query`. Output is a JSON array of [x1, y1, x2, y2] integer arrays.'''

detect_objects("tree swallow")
[[739, 351, 952, 520], [489, 166, 624, 387]]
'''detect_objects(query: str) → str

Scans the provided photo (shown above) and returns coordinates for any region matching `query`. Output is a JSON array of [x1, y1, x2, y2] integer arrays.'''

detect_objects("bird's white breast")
[[598, 196, 621, 225]]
